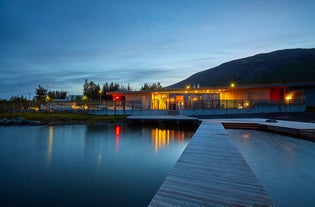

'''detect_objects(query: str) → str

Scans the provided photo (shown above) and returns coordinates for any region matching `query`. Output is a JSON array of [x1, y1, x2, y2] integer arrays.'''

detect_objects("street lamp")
[[230, 82, 236, 109], [99, 89, 102, 110]]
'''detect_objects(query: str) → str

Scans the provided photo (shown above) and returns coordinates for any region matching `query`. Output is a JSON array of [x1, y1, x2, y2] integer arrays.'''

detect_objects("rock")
[[29, 120, 41, 125], [15, 116, 27, 125], [0, 116, 41, 126], [0, 118, 14, 125]]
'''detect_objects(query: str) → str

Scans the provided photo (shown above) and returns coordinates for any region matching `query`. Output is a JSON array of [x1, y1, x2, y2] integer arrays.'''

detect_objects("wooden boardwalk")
[[149, 120, 274, 207]]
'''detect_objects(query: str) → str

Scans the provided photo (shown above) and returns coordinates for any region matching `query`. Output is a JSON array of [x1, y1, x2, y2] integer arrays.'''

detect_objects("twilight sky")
[[1, 0, 315, 99]]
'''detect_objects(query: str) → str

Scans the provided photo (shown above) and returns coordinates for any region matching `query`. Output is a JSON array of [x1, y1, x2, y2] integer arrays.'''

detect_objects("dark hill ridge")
[[168, 48, 315, 88]]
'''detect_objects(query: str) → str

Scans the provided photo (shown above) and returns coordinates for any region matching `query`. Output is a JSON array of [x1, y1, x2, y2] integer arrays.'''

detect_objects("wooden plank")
[[149, 120, 274, 207]]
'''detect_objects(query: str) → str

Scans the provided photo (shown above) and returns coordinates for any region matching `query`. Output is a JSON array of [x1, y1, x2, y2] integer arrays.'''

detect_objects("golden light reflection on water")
[[151, 128, 190, 152], [47, 126, 54, 169], [242, 132, 251, 139]]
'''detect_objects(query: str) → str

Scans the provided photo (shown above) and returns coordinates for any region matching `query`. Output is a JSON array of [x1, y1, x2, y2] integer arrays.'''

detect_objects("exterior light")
[[186, 85, 190, 89], [285, 95, 292, 100], [230, 83, 235, 88], [113, 95, 121, 101], [82, 96, 88, 101]]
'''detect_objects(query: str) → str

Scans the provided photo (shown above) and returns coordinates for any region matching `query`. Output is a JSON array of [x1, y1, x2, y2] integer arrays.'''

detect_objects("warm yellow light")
[[82, 96, 88, 101], [186, 85, 190, 89], [230, 83, 235, 88], [99, 90, 102, 94], [71, 104, 80, 109], [285, 95, 292, 100]]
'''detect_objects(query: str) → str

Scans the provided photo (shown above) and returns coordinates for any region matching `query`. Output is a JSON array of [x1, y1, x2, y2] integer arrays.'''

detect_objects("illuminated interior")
[[152, 93, 168, 110]]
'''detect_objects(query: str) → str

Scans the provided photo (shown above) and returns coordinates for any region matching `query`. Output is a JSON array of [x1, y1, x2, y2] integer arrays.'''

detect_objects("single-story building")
[[107, 82, 314, 113]]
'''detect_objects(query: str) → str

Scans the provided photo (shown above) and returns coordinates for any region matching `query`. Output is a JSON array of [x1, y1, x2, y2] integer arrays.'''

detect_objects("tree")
[[35, 85, 48, 101], [140, 82, 163, 91], [48, 90, 67, 100], [83, 79, 101, 100]]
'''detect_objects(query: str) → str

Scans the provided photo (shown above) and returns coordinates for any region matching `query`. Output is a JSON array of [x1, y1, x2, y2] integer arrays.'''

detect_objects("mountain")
[[168, 48, 315, 88]]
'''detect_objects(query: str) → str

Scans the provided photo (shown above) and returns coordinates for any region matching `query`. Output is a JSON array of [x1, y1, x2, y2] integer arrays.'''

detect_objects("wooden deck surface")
[[149, 120, 274, 207]]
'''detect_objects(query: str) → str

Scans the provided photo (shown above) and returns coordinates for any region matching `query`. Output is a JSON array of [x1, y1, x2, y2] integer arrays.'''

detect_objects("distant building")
[[67, 95, 83, 102]]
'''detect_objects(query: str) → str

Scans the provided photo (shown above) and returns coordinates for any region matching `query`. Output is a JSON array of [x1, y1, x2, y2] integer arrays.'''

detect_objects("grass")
[[0, 112, 126, 124]]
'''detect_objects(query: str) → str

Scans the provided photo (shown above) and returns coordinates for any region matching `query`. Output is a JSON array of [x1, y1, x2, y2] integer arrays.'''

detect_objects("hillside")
[[168, 48, 315, 88]]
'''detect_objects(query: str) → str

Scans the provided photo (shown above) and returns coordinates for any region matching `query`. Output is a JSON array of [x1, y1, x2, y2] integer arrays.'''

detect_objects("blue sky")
[[1, 0, 315, 99]]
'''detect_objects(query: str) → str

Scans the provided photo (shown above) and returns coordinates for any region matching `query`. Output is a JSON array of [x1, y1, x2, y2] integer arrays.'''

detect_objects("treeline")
[[2, 80, 164, 102], [83, 79, 132, 100], [83, 80, 163, 100], [140, 82, 162, 91]]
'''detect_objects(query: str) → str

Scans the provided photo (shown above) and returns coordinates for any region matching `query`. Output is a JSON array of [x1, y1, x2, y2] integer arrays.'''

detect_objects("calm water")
[[0, 125, 194, 207], [228, 129, 315, 207]]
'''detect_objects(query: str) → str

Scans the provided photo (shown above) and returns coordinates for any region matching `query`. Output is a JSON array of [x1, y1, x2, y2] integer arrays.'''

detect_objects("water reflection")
[[241, 132, 250, 139], [46, 126, 54, 169], [115, 125, 120, 154], [151, 128, 193, 152], [0, 125, 195, 207]]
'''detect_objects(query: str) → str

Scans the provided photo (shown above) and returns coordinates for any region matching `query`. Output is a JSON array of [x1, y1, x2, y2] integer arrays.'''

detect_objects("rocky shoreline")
[[0, 116, 126, 126], [0, 116, 42, 126]]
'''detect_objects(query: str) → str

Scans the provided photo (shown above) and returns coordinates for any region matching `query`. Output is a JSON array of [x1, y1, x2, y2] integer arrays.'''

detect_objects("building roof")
[[106, 82, 315, 95]]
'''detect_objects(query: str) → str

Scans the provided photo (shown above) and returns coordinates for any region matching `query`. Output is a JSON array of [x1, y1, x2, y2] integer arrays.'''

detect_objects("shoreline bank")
[[0, 112, 127, 126]]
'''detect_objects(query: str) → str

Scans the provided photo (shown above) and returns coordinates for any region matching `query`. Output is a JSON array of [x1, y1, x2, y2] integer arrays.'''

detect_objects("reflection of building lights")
[[242, 133, 250, 139], [115, 125, 121, 154], [115, 125, 121, 136], [151, 128, 186, 152], [98, 153, 102, 165], [47, 126, 54, 169]]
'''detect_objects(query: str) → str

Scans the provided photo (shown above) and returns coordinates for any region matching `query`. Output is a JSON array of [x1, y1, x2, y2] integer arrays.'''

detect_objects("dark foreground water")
[[228, 129, 315, 207], [0, 125, 194, 207]]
